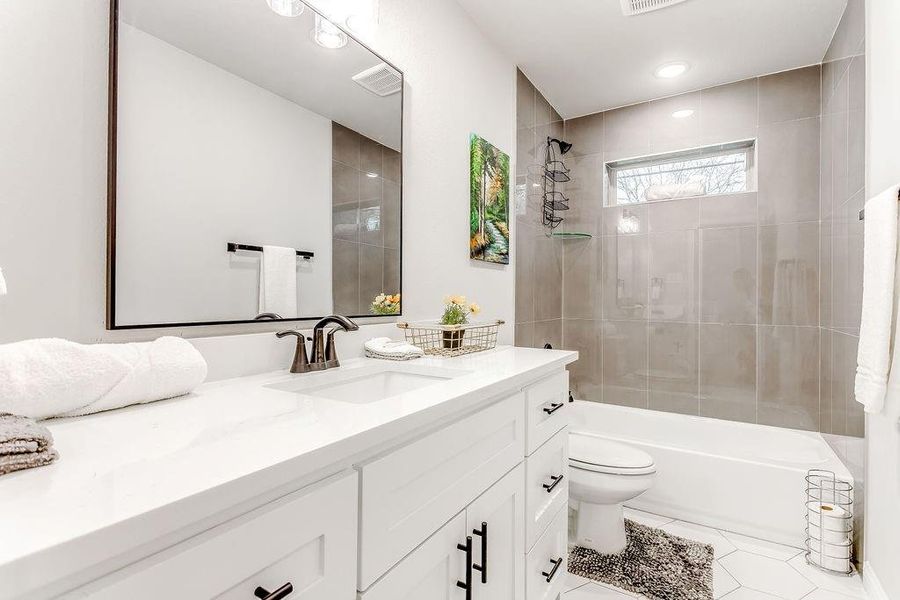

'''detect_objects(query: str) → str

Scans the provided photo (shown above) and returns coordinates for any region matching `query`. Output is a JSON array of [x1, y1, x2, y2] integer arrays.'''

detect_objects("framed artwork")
[[469, 134, 510, 264]]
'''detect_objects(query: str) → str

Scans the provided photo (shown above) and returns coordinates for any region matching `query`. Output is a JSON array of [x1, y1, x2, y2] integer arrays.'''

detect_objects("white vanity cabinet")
[[65, 472, 359, 600]]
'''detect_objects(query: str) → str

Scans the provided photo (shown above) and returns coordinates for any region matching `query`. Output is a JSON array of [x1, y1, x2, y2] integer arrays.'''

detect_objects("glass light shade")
[[314, 14, 348, 49], [671, 109, 695, 119], [654, 61, 689, 79], [266, 0, 306, 17]]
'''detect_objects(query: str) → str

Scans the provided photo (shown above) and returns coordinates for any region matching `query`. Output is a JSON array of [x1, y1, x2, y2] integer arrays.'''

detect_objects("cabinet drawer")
[[525, 427, 569, 552], [525, 505, 568, 600], [67, 472, 358, 600], [358, 393, 525, 589], [524, 371, 569, 455]]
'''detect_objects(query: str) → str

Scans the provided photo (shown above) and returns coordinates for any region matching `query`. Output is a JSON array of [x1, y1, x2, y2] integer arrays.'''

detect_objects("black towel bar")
[[227, 242, 313, 259]]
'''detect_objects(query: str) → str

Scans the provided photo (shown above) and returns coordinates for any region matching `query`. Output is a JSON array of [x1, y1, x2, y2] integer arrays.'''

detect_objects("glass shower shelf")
[[549, 232, 593, 239]]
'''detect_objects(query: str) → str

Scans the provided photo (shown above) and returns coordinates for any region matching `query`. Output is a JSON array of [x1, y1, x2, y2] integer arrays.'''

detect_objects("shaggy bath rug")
[[568, 519, 715, 600]]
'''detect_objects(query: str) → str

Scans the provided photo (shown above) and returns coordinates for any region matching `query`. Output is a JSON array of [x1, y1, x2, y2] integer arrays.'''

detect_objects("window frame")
[[604, 139, 757, 207]]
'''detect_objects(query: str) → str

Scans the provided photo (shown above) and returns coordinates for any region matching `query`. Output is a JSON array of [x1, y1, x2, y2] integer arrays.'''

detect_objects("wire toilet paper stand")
[[805, 469, 853, 575]]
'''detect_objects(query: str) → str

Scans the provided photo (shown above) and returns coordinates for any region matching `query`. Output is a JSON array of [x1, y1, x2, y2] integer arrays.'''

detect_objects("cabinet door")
[[526, 505, 568, 600], [465, 464, 525, 600], [359, 512, 468, 600]]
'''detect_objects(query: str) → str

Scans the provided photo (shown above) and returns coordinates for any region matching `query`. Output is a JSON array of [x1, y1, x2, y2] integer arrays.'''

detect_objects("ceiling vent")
[[620, 0, 688, 16], [352, 63, 402, 97]]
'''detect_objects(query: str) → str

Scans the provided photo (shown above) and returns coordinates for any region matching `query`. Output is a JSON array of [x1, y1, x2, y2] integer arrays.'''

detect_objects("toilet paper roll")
[[806, 501, 852, 533]]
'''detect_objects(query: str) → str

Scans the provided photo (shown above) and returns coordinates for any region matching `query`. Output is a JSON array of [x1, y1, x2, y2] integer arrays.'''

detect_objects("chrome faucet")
[[276, 315, 359, 374]]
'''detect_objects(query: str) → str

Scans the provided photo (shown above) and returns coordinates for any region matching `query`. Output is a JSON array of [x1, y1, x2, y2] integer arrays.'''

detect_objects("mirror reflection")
[[110, 0, 402, 327]]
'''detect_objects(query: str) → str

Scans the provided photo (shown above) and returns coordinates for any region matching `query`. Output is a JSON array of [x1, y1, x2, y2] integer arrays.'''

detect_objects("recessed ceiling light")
[[654, 61, 689, 79], [265, 0, 305, 17], [672, 109, 695, 119], [366, 172, 379, 178], [313, 14, 348, 49]]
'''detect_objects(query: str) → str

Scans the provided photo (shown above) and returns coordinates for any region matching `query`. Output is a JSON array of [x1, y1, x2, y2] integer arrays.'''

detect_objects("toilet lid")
[[569, 433, 655, 473]]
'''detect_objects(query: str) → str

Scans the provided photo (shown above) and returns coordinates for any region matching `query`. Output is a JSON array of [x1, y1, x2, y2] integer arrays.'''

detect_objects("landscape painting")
[[469, 134, 510, 264]]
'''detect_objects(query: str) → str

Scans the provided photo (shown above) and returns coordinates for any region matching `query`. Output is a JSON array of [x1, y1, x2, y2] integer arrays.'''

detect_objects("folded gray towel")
[[0, 413, 59, 476]]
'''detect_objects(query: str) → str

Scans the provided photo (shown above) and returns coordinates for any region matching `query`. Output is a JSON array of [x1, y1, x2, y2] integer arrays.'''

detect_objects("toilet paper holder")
[[805, 469, 853, 575]]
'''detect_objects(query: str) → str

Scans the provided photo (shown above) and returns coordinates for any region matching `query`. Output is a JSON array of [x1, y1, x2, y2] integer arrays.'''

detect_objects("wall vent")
[[620, 0, 688, 16], [352, 63, 402, 96]]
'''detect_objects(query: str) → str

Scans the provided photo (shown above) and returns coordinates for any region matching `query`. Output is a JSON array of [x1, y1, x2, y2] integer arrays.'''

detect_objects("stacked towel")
[[855, 184, 900, 413], [364, 337, 425, 361], [0, 337, 208, 420], [0, 413, 58, 476]]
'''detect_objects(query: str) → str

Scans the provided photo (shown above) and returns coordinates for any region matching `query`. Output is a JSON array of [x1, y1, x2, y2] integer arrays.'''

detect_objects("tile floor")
[[564, 507, 867, 600]]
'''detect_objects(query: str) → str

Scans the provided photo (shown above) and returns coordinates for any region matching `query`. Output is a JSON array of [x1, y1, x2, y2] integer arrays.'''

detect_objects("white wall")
[[116, 24, 332, 324], [865, 0, 900, 597], [0, 0, 516, 375]]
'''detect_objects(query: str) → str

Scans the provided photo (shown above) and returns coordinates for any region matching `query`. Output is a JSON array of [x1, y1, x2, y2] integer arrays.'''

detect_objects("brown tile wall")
[[331, 122, 401, 315]]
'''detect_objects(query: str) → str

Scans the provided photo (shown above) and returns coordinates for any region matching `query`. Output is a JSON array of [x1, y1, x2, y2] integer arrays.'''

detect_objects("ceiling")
[[455, 0, 847, 118], [120, 0, 402, 149]]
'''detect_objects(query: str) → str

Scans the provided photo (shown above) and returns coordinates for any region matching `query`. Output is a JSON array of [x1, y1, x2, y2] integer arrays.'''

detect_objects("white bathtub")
[[571, 401, 854, 548]]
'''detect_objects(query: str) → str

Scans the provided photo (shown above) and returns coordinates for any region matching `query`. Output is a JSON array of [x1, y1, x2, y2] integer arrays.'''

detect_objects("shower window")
[[605, 139, 756, 206]]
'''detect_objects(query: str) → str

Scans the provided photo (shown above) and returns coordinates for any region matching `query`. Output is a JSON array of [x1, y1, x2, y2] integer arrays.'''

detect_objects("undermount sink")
[[266, 363, 470, 404]]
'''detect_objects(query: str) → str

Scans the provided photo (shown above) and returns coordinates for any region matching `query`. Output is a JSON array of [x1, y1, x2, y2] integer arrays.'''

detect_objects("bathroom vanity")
[[0, 346, 575, 600]]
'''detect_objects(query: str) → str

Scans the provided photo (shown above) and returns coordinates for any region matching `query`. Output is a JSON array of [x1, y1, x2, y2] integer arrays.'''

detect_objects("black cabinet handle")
[[457, 536, 473, 600], [543, 474, 564, 493], [472, 521, 488, 584], [254, 582, 293, 600], [542, 557, 563, 583], [543, 402, 564, 415]]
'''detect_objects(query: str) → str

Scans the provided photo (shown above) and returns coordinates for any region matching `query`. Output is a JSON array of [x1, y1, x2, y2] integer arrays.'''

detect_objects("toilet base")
[[574, 501, 628, 554]]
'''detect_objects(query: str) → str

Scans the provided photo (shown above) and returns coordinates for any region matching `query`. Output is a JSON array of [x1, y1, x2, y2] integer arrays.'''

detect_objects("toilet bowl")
[[569, 432, 656, 554]]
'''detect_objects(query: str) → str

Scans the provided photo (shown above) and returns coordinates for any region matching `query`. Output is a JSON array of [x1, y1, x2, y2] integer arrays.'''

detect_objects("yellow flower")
[[375, 294, 386, 303], [391, 294, 401, 303], [451, 295, 467, 305], [469, 303, 481, 315]]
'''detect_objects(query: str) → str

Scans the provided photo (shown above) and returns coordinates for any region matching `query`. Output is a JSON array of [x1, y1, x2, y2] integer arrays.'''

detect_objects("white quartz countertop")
[[0, 345, 575, 597]]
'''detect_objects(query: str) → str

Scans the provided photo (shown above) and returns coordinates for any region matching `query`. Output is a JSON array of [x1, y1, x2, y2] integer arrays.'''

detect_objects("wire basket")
[[805, 469, 853, 575], [397, 320, 504, 357]]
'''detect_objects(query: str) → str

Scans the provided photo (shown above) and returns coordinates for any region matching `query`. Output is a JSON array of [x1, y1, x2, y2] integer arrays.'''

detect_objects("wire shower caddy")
[[805, 469, 853, 575], [397, 320, 503, 357], [542, 137, 571, 230]]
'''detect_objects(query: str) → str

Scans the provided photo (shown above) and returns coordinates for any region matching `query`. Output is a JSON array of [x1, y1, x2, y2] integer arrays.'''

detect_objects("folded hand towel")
[[0, 337, 208, 420], [365, 337, 425, 361], [0, 413, 58, 476], [855, 184, 900, 413], [0, 267, 7, 296], [259, 245, 298, 318]]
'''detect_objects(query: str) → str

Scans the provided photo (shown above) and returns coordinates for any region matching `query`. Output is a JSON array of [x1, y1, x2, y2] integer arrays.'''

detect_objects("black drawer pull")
[[543, 474, 564, 493], [543, 402, 564, 415], [254, 582, 293, 600], [542, 557, 563, 583], [473, 521, 488, 584], [457, 535, 473, 600]]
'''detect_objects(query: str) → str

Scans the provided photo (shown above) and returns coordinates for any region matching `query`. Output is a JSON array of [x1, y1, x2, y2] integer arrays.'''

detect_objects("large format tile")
[[647, 91, 701, 153], [648, 197, 700, 233], [565, 319, 601, 401], [622, 507, 675, 528], [700, 192, 758, 229], [358, 244, 384, 307], [516, 68, 535, 130], [758, 325, 820, 431], [602, 234, 649, 320], [600, 320, 649, 408], [758, 117, 820, 225], [719, 551, 815, 600], [515, 221, 536, 324], [801, 589, 864, 600], [649, 322, 699, 415], [564, 236, 601, 320], [565, 572, 594, 592], [700, 78, 759, 143], [534, 236, 563, 320], [699, 324, 757, 424], [565, 112, 605, 157], [602, 204, 648, 236], [658, 520, 736, 559], [714, 561, 741, 599], [759, 222, 819, 326], [564, 583, 636, 599], [332, 122, 360, 168], [534, 319, 563, 350], [787, 554, 867, 598], [700, 226, 757, 324], [649, 230, 699, 322], [758, 65, 821, 125], [720, 588, 782, 599], [604, 102, 651, 156], [718, 530, 803, 562]]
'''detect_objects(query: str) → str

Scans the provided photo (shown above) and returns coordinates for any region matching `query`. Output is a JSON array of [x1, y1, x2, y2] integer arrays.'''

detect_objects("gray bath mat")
[[568, 519, 715, 600]]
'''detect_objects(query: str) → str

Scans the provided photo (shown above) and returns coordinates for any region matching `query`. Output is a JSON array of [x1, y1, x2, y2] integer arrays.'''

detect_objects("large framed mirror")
[[107, 0, 402, 329]]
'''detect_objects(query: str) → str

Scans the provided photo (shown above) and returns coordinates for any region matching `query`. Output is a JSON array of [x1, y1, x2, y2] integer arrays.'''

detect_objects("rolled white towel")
[[365, 337, 424, 361], [0, 337, 208, 420]]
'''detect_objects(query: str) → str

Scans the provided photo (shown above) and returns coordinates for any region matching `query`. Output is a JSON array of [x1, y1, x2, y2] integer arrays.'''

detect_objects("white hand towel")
[[0, 337, 207, 420], [855, 184, 900, 413], [0, 267, 7, 296], [364, 337, 424, 360], [258, 245, 298, 318]]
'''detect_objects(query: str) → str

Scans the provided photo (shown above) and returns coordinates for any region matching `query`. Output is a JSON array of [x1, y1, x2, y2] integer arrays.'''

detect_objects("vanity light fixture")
[[314, 14, 348, 49], [672, 109, 695, 119], [265, 0, 306, 17], [654, 61, 689, 79]]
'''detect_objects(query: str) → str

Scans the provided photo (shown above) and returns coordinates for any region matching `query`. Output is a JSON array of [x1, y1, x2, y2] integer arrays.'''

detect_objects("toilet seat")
[[569, 433, 656, 476]]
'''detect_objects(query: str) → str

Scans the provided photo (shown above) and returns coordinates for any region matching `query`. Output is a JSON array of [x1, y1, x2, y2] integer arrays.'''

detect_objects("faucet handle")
[[324, 328, 343, 369], [276, 330, 312, 374]]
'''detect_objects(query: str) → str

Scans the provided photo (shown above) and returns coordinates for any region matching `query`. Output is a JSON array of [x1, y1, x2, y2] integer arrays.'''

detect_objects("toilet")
[[569, 432, 657, 554]]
